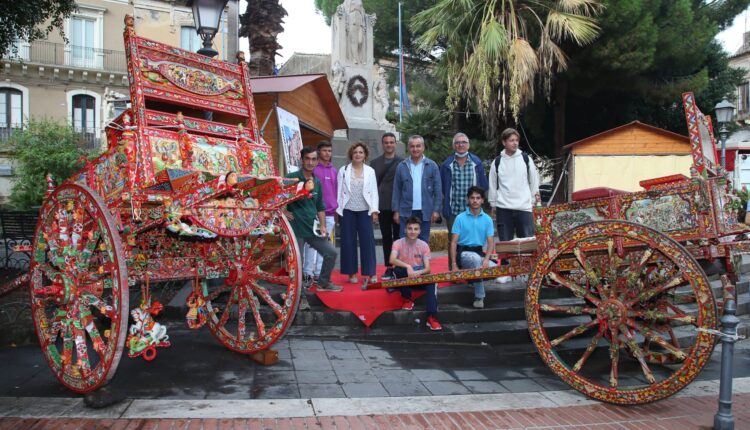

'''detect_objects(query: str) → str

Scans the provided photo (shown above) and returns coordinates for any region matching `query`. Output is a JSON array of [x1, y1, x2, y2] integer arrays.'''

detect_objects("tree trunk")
[[240, 0, 287, 76]]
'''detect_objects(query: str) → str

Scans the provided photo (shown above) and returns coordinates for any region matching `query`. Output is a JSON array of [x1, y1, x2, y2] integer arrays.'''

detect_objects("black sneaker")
[[381, 267, 395, 281], [302, 274, 314, 288]]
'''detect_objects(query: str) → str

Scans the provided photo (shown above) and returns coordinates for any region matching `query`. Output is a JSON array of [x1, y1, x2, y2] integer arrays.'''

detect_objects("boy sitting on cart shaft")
[[389, 215, 442, 331], [283, 147, 342, 292], [450, 186, 496, 309]]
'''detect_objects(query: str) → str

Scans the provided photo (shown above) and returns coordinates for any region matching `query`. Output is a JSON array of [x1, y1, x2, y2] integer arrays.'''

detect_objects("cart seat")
[[571, 187, 628, 202], [495, 237, 538, 254]]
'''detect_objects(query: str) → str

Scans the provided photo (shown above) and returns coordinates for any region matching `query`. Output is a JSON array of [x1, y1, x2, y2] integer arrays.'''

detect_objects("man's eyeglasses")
[[454, 141, 469, 145]]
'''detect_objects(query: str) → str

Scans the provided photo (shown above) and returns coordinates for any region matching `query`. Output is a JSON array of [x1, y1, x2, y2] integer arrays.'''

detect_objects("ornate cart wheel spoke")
[[30, 184, 128, 394], [621, 328, 657, 384], [526, 220, 717, 404], [249, 281, 285, 318], [609, 331, 620, 388], [204, 211, 301, 354], [246, 291, 266, 338], [547, 271, 601, 305], [573, 331, 604, 372], [538, 303, 596, 316], [550, 319, 599, 347]]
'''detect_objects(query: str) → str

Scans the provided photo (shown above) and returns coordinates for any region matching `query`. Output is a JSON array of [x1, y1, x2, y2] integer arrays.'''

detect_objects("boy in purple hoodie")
[[303, 141, 338, 285]]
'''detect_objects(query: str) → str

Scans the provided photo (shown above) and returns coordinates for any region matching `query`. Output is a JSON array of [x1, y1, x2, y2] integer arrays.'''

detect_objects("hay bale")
[[429, 229, 449, 252]]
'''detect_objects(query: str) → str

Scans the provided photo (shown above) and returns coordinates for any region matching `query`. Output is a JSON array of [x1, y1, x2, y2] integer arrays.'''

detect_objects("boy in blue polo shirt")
[[450, 186, 496, 309]]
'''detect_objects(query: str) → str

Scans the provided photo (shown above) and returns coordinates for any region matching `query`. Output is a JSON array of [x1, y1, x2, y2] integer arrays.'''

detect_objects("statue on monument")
[[330, 61, 346, 102], [373, 66, 389, 126], [344, 0, 366, 64]]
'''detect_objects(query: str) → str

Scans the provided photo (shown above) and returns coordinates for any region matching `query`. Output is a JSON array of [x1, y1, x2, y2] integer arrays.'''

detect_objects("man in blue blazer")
[[440, 132, 489, 270], [392, 135, 443, 242]]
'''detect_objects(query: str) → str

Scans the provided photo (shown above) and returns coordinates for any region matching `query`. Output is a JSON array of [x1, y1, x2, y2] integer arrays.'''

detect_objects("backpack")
[[494, 152, 531, 192]]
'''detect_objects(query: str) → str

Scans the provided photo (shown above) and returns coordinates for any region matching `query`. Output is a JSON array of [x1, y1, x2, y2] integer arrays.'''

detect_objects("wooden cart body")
[[24, 18, 306, 393]]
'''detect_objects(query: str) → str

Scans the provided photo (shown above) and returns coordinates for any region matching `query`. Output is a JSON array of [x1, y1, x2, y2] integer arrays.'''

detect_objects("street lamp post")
[[188, 0, 229, 58], [714, 97, 735, 170]]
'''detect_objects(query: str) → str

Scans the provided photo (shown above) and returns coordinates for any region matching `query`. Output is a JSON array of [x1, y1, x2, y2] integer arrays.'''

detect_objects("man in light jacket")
[[392, 135, 443, 242], [488, 128, 540, 282], [440, 132, 489, 270]]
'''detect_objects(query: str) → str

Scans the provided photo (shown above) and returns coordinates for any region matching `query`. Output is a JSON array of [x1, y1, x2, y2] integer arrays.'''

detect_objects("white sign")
[[277, 106, 303, 173]]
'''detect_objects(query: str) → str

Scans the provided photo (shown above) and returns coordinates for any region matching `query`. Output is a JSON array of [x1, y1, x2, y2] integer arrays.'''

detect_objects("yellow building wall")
[[573, 155, 693, 192]]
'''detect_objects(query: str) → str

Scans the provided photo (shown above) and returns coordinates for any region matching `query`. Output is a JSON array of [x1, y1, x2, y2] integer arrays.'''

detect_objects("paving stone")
[[252, 384, 300, 399], [323, 340, 359, 351], [341, 382, 389, 398], [480, 367, 526, 380], [422, 381, 471, 396], [331, 358, 371, 370], [373, 369, 419, 383], [381, 381, 431, 397], [499, 378, 547, 393], [291, 349, 328, 361], [334, 369, 379, 383], [534, 377, 574, 391], [289, 339, 325, 350], [452, 370, 489, 381], [295, 370, 337, 384], [411, 369, 456, 382], [292, 358, 332, 371], [298, 384, 346, 398], [253, 370, 296, 385], [326, 349, 365, 360], [462, 380, 509, 394]]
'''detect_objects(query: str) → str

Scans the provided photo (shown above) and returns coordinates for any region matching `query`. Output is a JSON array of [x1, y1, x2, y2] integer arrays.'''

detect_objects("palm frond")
[[547, 11, 600, 45]]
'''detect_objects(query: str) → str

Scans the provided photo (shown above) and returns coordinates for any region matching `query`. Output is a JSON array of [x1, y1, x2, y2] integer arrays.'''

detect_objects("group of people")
[[283, 129, 541, 331]]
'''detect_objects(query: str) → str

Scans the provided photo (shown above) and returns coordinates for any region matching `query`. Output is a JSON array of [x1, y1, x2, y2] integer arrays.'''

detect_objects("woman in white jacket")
[[337, 142, 380, 284]]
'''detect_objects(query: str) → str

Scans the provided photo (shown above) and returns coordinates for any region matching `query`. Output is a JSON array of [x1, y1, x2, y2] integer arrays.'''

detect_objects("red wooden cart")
[[367, 92, 749, 405], [19, 16, 309, 393]]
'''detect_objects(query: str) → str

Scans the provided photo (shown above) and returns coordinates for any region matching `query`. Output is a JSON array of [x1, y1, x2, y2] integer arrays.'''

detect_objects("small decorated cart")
[[369, 92, 750, 405], [15, 17, 308, 393]]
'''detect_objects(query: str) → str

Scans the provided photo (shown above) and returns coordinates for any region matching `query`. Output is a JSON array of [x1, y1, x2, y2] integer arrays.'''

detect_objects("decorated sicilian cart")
[[368, 92, 750, 405], [17, 17, 309, 393]]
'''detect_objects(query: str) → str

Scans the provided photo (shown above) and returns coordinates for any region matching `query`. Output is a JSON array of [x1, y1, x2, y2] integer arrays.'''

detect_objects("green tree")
[[542, 0, 750, 159], [314, 0, 436, 59], [412, 0, 603, 139], [6, 120, 87, 210], [0, 0, 77, 58]]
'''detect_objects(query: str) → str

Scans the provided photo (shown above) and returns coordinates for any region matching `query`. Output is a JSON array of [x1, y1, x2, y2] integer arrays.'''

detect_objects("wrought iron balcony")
[[3, 40, 127, 73]]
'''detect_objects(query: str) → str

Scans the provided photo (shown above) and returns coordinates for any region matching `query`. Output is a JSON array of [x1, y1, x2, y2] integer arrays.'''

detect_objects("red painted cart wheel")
[[29, 183, 129, 393], [526, 220, 717, 405], [204, 211, 301, 353]]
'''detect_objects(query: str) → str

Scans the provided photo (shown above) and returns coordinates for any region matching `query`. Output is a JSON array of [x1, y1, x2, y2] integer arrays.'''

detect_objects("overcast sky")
[[238, 2, 749, 65]]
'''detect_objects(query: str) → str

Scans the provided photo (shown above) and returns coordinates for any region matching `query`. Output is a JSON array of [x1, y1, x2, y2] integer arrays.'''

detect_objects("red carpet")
[[312, 256, 450, 327]]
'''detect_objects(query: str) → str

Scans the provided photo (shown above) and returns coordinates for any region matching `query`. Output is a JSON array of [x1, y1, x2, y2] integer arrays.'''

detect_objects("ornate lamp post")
[[188, 0, 229, 58], [714, 97, 735, 170]]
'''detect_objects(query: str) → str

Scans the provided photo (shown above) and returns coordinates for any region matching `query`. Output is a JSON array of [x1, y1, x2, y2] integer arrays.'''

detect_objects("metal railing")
[[3, 40, 127, 73]]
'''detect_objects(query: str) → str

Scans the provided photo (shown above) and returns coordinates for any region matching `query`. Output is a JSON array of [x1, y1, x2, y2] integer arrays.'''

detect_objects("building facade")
[[0, 0, 238, 202]]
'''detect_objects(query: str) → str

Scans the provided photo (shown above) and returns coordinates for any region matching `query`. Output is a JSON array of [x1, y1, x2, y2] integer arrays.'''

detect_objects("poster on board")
[[277, 106, 303, 173]]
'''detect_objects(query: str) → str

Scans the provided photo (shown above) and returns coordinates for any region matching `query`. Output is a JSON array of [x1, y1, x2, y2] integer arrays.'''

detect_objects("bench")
[[0, 210, 39, 270]]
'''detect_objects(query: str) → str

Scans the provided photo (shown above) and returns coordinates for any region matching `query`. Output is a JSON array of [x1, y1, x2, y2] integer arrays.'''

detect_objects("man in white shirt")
[[488, 128, 540, 283]]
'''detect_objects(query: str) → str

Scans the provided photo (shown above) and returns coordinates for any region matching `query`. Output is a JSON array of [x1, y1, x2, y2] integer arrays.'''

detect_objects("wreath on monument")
[[346, 75, 369, 107]]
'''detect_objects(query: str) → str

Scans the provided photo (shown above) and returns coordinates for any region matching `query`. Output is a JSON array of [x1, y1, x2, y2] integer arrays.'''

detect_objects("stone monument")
[[330, 0, 396, 162]]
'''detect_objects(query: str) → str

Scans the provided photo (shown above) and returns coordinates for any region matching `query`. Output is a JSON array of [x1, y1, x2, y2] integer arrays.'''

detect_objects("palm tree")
[[240, 0, 287, 76], [413, 0, 603, 137]]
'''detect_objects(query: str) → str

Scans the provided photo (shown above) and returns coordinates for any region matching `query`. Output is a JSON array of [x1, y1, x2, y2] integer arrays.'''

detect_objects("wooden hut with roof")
[[564, 121, 693, 199]]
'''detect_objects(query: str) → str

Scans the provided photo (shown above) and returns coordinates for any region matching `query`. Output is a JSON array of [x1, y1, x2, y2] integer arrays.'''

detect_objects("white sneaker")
[[496, 276, 511, 284]]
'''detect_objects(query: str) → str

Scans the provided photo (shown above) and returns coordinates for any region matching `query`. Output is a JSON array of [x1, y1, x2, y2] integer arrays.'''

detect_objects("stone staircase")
[[286, 264, 750, 348]]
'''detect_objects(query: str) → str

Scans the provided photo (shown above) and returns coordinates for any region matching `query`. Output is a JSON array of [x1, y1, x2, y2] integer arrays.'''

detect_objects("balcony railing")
[[3, 40, 127, 73]]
